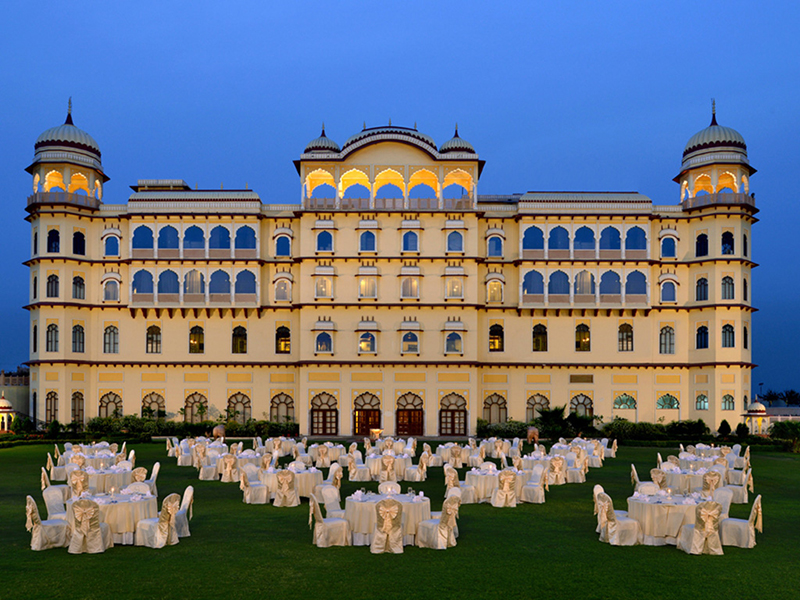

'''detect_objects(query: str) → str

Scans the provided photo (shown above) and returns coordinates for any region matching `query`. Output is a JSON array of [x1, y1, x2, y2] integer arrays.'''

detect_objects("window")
[[599, 227, 621, 250], [526, 394, 550, 421], [210, 271, 231, 295], [599, 271, 621, 296], [32, 325, 37, 353], [489, 324, 504, 352], [659, 326, 675, 354], [574, 226, 595, 251], [276, 326, 291, 353], [743, 233, 748, 257], [445, 332, 462, 354], [402, 231, 419, 252], [696, 394, 709, 410], [47, 229, 60, 253], [656, 394, 679, 409], [189, 326, 204, 353], [33, 231, 38, 255], [310, 392, 338, 436], [46, 324, 58, 352], [446, 231, 463, 252], [401, 332, 419, 354], [548, 226, 569, 250], [158, 271, 180, 294], [661, 281, 676, 302], [744, 326, 749, 350], [522, 226, 544, 250], [722, 324, 735, 348], [445, 277, 463, 299], [487, 280, 503, 303], [104, 236, 120, 257], [46, 275, 59, 298], [532, 324, 548, 352], [275, 236, 291, 257], [234, 226, 256, 250], [625, 271, 647, 295], [660, 237, 676, 258], [359, 277, 377, 299], [270, 393, 295, 422], [32, 276, 37, 299], [132, 226, 154, 249], [625, 227, 646, 250], [157, 226, 179, 249], [232, 326, 247, 354], [227, 393, 252, 424], [132, 270, 154, 294], [183, 226, 205, 250], [235, 271, 256, 295], [315, 332, 332, 353], [146, 325, 161, 354], [575, 324, 590, 352], [72, 325, 84, 353], [574, 271, 595, 295], [483, 394, 507, 424], [46, 391, 58, 424], [722, 276, 735, 300], [315, 277, 333, 299], [184, 392, 208, 424], [548, 271, 570, 295], [209, 226, 230, 249], [71, 392, 84, 425], [570, 394, 593, 417], [696, 326, 709, 349], [72, 232, 86, 255], [618, 323, 633, 351], [275, 279, 291, 302], [316, 230, 333, 252], [613, 394, 636, 409], [359, 231, 376, 252], [103, 325, 119, 354], [695, 234, 708, 257], [696, 278, 708, 301], [721, 231, 734, 255], [400, 277, 419, 299], [71, 276, 85, 299], [184, 270, 205, 295], [358, 332, 376, 354], [743, 278, 748, 302], [487, 236, 503, 257], [722, 394, 735, 411], [523, 271, 545, 295], [141, 392, 165, 420], [104, 280, 119, 301]]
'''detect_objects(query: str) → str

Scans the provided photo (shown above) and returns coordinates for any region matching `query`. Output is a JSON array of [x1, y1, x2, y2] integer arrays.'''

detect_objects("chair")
[[548, 456, 566, 486], [605, 439, 617, 459], [417, 496, 460, 550], [319, 485, 345, 519], [314, 464, 343, 501], [724, 468, 753, 504], [734, 445, 750, 469], [586, 442, 603, 468], [596, 492, 641, 546], [379, 455, 397, 483], [404, 453, 428, 482], [70, 454, 86, 468], [128, 450, 136, 467], [69, 470, 96, 497], [712, 487, 734, 518], [650, 468, 667, 490], [315, 445, 331, 469], [693, 471, 723, 497], [667, 455, 680, 467], [46, 452, 66, 481], [378, 481, 401, 495], [676, 501, 724, 555], [25, 496, 68, 550], [592, 485, 626, 532], [479, 461, 497, 472], [491, 469, 517, 508], [166, 437, 177, 458], [424, 443, 443, 467], [656, 452, 663, 469], [566, 455, 586, 484], [117, 460, 133, 471], [135, 493, 181, 548], [347, 442, 363, 464], [444, 466, 476, 504], [520, 464, 547, 504], [370, 497, 404, 554], [468, 445, 486, 468], [448, 445, 463, 469], [192, 444, 206, 469], [498, 452, 509, 469], [220, 454, 240, 483], [309, 494, 351, 548], [347, 454, 371, 482], [41, 467, 70, 502], [68, 499, 114, 554], [240, 467, 268, 504], [720, 494, 762, 548], [727, 458, 750, 485], [126, 482, 152, 494], [42, 486, 67, 521], [294, 444, 313, 466], [637, 482, 660, 496], [274, 470, 300, 507], [175, 486, 194, 537], [259, 453, 274, 470], [176, 445, 193, 467], [132, 467, 148, 482]]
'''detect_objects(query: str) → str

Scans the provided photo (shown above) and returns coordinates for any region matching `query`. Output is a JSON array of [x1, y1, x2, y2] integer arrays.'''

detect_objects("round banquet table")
[[549, 444, 571, 456], [694, 445, 723, 458], [521, 456, 551, 471], [465, 470, 530, 502], [69, 455, 116, 470], [67, 493, 157, 545], [678, 457, 716, 471], [308, 444, 346, 462], [435, 444, 471, 461], [365, 455, 411, 479], [344, 493, 431, 546], [626, 495, 699, 546], [214, 454, 259, 476], [86, 469, 134, 494], [664, 471, 705, 495], [259, 469, 323, 498]]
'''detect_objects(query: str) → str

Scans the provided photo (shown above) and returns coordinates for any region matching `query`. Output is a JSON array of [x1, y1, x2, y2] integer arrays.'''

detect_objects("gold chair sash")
[[73, 503, 98, 536], [132, 467, 148, 482]]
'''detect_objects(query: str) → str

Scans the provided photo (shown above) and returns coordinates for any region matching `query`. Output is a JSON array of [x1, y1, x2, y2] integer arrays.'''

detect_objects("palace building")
[[25, 106, 756, 436]]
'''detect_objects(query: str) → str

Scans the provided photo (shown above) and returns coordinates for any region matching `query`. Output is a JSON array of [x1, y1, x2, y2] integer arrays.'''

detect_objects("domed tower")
[[674, 102, 756, 204]]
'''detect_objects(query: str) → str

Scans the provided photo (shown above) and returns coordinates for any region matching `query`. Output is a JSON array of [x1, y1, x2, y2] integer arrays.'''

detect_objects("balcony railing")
[[303, 197, 472, 211], [27, 191, 101, 210], [130, 293, 258, 306], [682, 192, 755, 211]]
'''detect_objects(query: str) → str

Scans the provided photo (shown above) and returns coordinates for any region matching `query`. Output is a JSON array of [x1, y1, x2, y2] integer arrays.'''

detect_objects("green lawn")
[[1, 442, 798, 600]]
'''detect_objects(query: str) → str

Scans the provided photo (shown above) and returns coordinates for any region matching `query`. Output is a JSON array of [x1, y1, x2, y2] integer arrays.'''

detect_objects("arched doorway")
[[439, 393, 467, 436], [352, 392, 381, 437], [482, 393, 507, 423], [270, 393, 295, 422], [141, 392, 165, 420], [227, 392, 252, 424], [570, 393, 593, 417], [184, 392, 208, 423], [396, 392, 424, 436], [526, 394, 549, 421], [310, 392, 338, 436]]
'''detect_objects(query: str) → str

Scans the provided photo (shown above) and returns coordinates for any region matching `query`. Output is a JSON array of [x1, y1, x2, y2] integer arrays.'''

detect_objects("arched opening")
[[696, 394, 709, 410], [656, 394, 679, 409], [487, 235, 503, 258], [696, 325, 709, 349], [353, 392, 381, 436], [184, 392, 208, 423], [401, 331, 419, 354], [696, 278, 708, 301], [722, 324, 735, 348], [305, 169, 336, 199], [275, 236, 291, 257], [132, 226, 154, 254], [548, 271, 570, 296], [359, 231, 376, 252], [227, 392, 251, 424], [573, 270, 595, 297], [44, 170, 65, 192], [340, 169, 371, 199], [47, 229, 60, 253], [445, 332, 462, 354], [315, 332, 332, 353], [103, 280, 119, 301], [522, 270, 544, 298], [442, 169, 472, 204], [316, 230, 333, 252], [72, 232, 85, 255], [489, 324, 504, 352], [311, 183, 336, 199], [104, 236, 119, 257], [660, 281, 676, 303], [532, 324, 548, 352], [275, 325, 291, 353], [157, 226, 179, 250], [343, 183, 370, 199], [234, 226, 256, 250], [402, 231, 419, 252], [46, 274, 59, 298], [487, 280, 503, 303], [235, 270, 256, 295], [522, 226, 544, 257], [374, 168, 404, 200], [599, 271, 621, 298], [526, 394, 549, 421], [483, 393, 507, 424], [141, 392, 165, 420], [71, 391, 85, 425], [722, 276, 735, 300], [548, 227, 569, 251], [72, 276, 85, 299], [72, 324, 85, 353], [396, 392, 423, 436], [575, 324, 591, 352], [439, 393, 467, 436], [232, 325, 247, 354], [67, 173, 90, 195], [659, 326, 675, 354], [618, 323, 633, 351], [275, 279, 291, 302], [661, 237, 676, 258], [158, 270, 179, 296], [574, 227, 596, 252], [408, 169, 437, 201], [625, 271, 647, 298], [446, 231, 464, 252], [209, 226, 231, 250], [400, 277, 419, 299], [721, 394, 735, 411], [716, 172, 737, 193], [358, 332, 376, 354], [599, 227, 621, 251], [613, 394, 636, 409], [374, 183, 403, 200], [189, 325, 204, 354], [693, 174, 713, 196], [103, 325, 119, 353], [45, 391, 58, 423], [146, 325, 161, 353], [570, 394, 593, 417], [721, 231, 735, 255], [46, 323, 59, 352], [270, 393, 295, 422], [625, 227, 647, 251], [184, 270, 205, 295], [209, 270, 231, 295], [310, 392, 338, 435], [99, 392, 122, 419]]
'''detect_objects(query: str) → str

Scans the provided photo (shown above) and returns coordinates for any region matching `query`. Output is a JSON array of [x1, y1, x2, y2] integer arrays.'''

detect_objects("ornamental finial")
[[710, 98, 718, 126], [65, 97, 74, 125]]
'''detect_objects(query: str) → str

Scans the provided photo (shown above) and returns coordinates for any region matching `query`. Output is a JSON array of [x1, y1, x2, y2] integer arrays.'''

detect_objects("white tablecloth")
[[67, 494, 157, 545], [86, 470, 134, 494], [365, 455, 412, 479], [344, 493, 431, 546], [664, 471, 704, 494], [465, 470, 530, 502], [626, 495, 698, 545], [521, 457, 551, 471], [259, 469, 323, 498], [679, 457, 716, 471], [308, 444, 346, 462]]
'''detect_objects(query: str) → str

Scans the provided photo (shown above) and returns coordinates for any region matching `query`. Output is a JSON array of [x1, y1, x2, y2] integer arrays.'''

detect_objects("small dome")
[[439, 127, 475, 154], [746, 401, 767, 413], [0, 395, 12, 410], [35, 110, 101, 158], [304, 127, 340, 153]]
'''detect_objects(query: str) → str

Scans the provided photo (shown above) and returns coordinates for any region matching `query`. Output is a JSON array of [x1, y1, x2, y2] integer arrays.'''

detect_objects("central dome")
[[681, 108, 748, 172], [341, 124, 437, 154]]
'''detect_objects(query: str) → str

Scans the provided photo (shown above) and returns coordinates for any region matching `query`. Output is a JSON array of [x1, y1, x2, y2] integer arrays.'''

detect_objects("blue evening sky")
[[0, 1, 798, 391]]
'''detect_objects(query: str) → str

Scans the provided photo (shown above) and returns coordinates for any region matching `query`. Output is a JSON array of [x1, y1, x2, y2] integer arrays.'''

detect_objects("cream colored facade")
[[25, 111, 756, 435]]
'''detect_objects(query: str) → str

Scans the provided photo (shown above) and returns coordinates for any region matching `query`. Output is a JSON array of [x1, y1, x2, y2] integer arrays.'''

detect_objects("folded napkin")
[[352, 491, 364, 502], [95, 497, 110, 505], [308, 467, 318, 473], [412, 496, 424, 503], [632, 491, 642, 498], [85, 467, 98, 474], [656, 489, 667, 496], [325, 442, 334, 447], [682, 497, 695, 505], [470, 468, 479, 473], [120, 487, 134, 495]]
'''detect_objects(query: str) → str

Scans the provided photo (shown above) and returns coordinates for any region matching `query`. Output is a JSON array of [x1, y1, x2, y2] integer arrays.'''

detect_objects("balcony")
[[130, 293, 258, 306], [681, 192, 755, 211], [27, 191, 100, 211], [303, 197, 471, 211]]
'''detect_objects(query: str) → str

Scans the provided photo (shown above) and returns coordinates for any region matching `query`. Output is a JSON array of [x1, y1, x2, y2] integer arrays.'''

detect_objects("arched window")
[[274, 279, 291, 301], [526, 394, 549, 421], [158, 270, 179, 295], [487, 280, 503, 303], [447, 231, 463, 252], [71, 391, 85, 424], [157, 226, 179, 249], [275, 326, 291, 354], [146, 325, 161, 354], [359, 231, 376, 252], [316, 230, 333, 252], [358, 332, 376, 354], [400, 277, 419, 299], [132, 270, 154, 294], [401, 332, 419, 354], [695, 234, 708, 257], [625, 227, 646, 250], [46, 275, 59, 298], [695, 394, 709, 410], [599, 227, 621, 250], [721, 395, 735, 411], [618, 323, 633, 351], [743, 233, 748, 257], [189, 326, 204, 353], [352, 392, 382, 436], [439, 393, 467, 436], [72, 232, 86, 255], [234, 226, 256, 249], [47, 229, 60, 253], [613, 394, 637, 409], [489, 324, 504, 352], [661, 237, 676, 258], [209, 226, 230, 249], [660, 281, 676, 302], [184, 392, 208, 424], [599, 271, 621, 295], [33, 325, 38, 353], [235, 270, 256, 294], [696, 326, 709, 349], [522, 226, 544, 250], [184, 270, 205, 295], [659, 326, 675, 354], [656, 394, 679, 409], [445, 277, 463, 299], [183, 226, 205, 250], [33, 231, 38, 255], [209, 270, 231, 295], [72, 325, 84, 353], [104, 280, 119, 301], [310, 392, 338, 435], [104, 236, 120, 257], [103, 325, 119, 353], [141, 392, 165, 420], [548, 226, 569, 250], [722, 324, 735, 348], [45, 391, 58, 424], [522, 271, 544, 295], [315, 276, 333, 298], [396, 392, 424, 436], [487, 236, 503, 257], [570, 394, 593, 417], [721, 231, 735, 255], [270, 393, 295, 422], [483, 393, 507, 424], [99, 392, 122, 418], [722, 276, 735, 300], [548, 271, 569, 295], [574, 271, 595, 295], [72, 276, 85, 299], [315, 332, 332, 353], [402, 231, 419, 252], [232, 326, 247, 354], [743, 278, 748, 302], [46, 324, 59, 352], [32, 276, 37, 300], [532, 324, 548, 352], [132, 226, 154, 249], [744, 326, 749, 350], [227, 393, 251, 424], [445, 332, 462, 354], [696, 278, 708, 301], [574, 227, 595, 250], [625, 271, 647, 296], [275, 235, 291, 257], [575, 324, 590, 352]]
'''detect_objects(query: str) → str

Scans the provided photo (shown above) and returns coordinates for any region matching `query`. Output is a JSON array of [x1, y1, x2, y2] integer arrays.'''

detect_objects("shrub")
[[718, 419, 732, 436], [736, 423, 750, 439], [46, 420, 62, 438], [666, 419, 710, 438], [769, 421, 800, 452]]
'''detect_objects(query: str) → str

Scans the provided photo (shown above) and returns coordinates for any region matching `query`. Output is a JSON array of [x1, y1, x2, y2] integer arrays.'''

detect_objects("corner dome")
[[0, 394, 12, 410], [746, 401, 766, 413], [304, 126, 340, 153], [35, 110, 101, 158], [439, 127, 475, 154], [681, 107, 749, 172]]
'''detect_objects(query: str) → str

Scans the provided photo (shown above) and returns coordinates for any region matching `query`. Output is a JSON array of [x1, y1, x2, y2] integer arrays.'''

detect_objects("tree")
[[781, 389, 800, 406], [718, 419, 732, 436], [769, 421, 800, 452], [761, 389, 780, 406]]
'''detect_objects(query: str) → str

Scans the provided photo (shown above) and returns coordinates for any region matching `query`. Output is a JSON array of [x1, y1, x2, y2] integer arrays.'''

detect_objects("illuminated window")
[[358, 332, 376, 354], [189, 325, 204, 354], [618, 323, 633, 352], [532, 324, 548, 352], [104, 280, 119, 301], [575, 324, 590, 352], [487, 280, 503, 303], [445, 332, 463, 354], [489, 324, 504, 352], [315, 277, 333, 299], [146, 325, 161, 354], [232, 326, 247, 354], [401, 332, 419, 354], [275, 279, 291, 301], [445, 277, 463, 299], [359, 277, 377, 299], [276, 326, 291, 354], [315, 332, 333, 354], [400, 277, 419, 299]]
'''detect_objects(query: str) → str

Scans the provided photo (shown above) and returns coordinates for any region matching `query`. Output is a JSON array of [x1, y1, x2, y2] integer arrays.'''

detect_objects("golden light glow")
[[67, 173, 90, 195], [716, 172, 738, 193], [340, 169, 371, 196], [692, 174, 713, 196], [443, 168, 473, 192], [44, 170, 65, 192], [374, 168, 405, 197], [305, 169, 335, 197], [408, 168, 438, 197]]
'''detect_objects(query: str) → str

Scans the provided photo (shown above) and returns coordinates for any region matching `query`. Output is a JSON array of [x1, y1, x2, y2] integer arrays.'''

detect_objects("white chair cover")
[[416, 496, 460, 550], [42, 486, 67, 521], [47, 452, 66, 481], [240, 467, 268, 504], [677, 501, 724, 555], [724, 468, 754, 504], [319, 485, 345, 519], [69, 499, 114, 554], [309, 494, 351, 548], [135, 493, 181, 548], [315, 445, 331, 469], [175, 486, 194, 537], [378, 481, 401, 495], [370, 497, 404, 554], [548, 456, 566, 486], [596, 492, 641, 546], [221, 454, 240, 483], [379, 454, 397, 483], [424, 443, 443, 467], [713, 487, 734, 518], [444, 466, 476, 504], [404, 453, 428, 482], [520, 464, 547, 504], [448, 445, 463, 469], [26, 496, 68, 550], [490, 469, 518, 508], [720, 494, 762, 548], [274, 470, 300, 507], [41, 467, 70, 502], [347, 454, 371, 482]]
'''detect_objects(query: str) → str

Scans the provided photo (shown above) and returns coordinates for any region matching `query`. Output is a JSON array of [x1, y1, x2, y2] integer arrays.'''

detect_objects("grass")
[[1, 441, 799, 600]]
